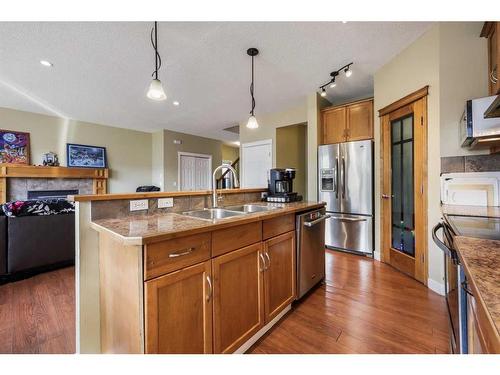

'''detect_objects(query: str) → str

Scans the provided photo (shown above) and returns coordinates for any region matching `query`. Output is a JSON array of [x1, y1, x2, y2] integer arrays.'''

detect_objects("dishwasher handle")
[[303, 214, 331, 227]]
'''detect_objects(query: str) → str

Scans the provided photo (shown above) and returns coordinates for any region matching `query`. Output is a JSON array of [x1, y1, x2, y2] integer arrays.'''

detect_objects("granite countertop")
[[453, 236, 500, 341], [90, 201, 326, 245]]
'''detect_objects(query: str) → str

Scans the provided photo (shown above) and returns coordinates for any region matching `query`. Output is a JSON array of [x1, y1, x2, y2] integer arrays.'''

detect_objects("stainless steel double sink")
[[182, 204, 279, 221]]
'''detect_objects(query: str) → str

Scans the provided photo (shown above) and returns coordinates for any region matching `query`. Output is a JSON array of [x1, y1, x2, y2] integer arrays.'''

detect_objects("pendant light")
[[246, 48, 259, 129], [147, 21, 167, 101]]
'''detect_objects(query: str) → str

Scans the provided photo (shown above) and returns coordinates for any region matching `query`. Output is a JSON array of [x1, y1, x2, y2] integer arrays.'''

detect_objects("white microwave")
[[441, 172, 500, 207], [460, 95, 500, 147]]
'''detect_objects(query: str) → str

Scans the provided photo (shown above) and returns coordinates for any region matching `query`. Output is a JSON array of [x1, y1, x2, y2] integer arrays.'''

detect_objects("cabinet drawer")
[[263, 214, 295, 240], [144, 233, 211, 280], [212, 221, 262, 257]]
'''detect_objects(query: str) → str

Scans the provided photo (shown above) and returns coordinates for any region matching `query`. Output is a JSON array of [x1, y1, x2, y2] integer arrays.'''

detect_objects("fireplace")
[[27, 189, 79, 200]]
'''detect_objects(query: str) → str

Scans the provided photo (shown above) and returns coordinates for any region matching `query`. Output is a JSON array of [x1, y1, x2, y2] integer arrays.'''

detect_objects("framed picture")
[[0, 129, 30, 165], [66, 143, 107, 168]]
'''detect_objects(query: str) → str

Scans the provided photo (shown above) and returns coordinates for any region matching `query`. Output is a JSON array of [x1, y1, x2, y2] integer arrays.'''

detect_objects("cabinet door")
[[212, 242, 265, 354], [346, 100, 373, 141], [145, 261, 213, 354], [322, 107, 346, 144], [467, 294, 486, 354], [489, 23, 499, 95], [263, 231, 296, 323]]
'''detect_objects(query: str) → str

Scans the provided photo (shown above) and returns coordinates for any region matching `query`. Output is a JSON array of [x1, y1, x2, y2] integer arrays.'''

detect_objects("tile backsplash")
[[441, 154, 500, 174]]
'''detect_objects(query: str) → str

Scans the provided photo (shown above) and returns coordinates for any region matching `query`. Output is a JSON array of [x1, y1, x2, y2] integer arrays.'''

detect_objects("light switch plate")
[[130, 199, 148, 211], [158, 197, 174, 208]]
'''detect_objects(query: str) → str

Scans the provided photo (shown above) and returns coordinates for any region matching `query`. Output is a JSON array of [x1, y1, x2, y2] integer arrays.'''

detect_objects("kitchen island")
[[73, 189, 324, 354], [441, 205, 500, 354]]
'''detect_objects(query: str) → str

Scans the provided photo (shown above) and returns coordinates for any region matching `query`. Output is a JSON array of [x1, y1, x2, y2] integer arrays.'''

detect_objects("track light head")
[[320, 88, 327, 97], [329, 79, 336, 88], [345, 67, 352, 77]]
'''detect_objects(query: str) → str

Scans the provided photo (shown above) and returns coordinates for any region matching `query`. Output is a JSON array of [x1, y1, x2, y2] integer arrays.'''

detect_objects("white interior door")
[[179, 153, 212, 191], [241, 139, 272, 188]]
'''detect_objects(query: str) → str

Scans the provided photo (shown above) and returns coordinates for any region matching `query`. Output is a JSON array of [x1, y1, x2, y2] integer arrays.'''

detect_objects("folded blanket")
[[2, 199, 75, 217]]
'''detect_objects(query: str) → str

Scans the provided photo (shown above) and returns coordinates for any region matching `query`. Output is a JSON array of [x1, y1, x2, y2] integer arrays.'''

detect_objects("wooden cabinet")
[[321, 98, 373, 144], [263, 231, 296, 322], [481, 22, 500, 95], [322, 106, 346, 144], [145, 260, 213, 354], [212, 242, 265, 354]]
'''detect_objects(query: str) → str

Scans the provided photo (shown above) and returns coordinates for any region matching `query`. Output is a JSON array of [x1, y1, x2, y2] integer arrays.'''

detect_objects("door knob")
[[382, 194, 393, 199]]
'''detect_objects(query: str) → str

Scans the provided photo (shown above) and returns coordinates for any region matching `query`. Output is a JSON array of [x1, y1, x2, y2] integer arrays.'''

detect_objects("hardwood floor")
[[0, 267, 75, 354], [249, 250, 450, 354], [0, 251, 449, 354]]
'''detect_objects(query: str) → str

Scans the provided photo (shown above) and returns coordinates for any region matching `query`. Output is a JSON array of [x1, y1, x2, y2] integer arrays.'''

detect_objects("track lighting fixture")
[[147, 21, 167, 101], [246, 47, 260, 129], [318, 62, 353, 97]]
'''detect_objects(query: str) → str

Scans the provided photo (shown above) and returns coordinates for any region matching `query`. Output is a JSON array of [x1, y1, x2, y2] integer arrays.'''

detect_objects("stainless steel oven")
[[432, 221, 468, 354]]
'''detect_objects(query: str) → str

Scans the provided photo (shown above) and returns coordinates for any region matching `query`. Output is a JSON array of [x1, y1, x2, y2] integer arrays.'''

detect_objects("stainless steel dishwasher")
[[296, 208, 329, 299]]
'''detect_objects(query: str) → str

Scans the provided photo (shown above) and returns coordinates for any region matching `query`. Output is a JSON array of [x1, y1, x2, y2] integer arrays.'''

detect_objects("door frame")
[[240, 139, 272, 189], [379, 86, 428, 284], [177, 151, 212, 191]]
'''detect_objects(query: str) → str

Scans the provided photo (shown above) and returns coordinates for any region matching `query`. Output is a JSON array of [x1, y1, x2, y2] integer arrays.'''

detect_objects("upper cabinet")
[[481, 22, 500, 96], [321, 98, 374, 145]]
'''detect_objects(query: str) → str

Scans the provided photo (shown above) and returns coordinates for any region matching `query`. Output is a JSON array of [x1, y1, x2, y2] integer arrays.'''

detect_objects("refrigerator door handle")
[[334, 157, 339, 199], [341, 156, 346, 199]]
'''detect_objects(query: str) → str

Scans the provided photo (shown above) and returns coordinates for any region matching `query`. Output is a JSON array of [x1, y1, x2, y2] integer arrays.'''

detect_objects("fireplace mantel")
[[0, 164, 108, 203]]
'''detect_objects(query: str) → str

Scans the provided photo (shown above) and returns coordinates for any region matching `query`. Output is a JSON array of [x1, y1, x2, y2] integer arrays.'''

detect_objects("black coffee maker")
[[266, 168, 302, 203]]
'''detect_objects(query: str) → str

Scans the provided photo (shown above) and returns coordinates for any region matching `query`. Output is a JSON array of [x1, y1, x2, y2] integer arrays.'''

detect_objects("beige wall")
[[151, 130, 165, 190], [221, 144, 239, 163], [440, 23, 489, 157], [162, 129, 223, 190], [374, 22, 488, 293], [239, 101, 308, 167], [276, 124, 307, 197], [0, 107, 152, 193]]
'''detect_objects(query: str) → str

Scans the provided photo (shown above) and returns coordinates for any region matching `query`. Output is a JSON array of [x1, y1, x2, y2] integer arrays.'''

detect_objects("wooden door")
[[322, 107, 346, 144], [380, 87, 428, 284], [263, 231, 296, 323], [346, 99, 373, 141], [212, 242, 265, 354], [145, 261, 213, 354]]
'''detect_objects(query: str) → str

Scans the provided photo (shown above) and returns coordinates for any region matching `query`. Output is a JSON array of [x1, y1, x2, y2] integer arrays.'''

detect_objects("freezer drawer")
[[325, 213, 373, 254]]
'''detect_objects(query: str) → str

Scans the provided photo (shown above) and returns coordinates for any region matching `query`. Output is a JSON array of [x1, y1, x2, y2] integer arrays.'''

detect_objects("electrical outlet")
[[130, 199, 148, 211], [158, 197, 174, 208]]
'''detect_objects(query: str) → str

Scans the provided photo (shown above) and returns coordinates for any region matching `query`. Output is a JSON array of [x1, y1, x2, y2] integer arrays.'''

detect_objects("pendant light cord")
[[150, 21, 162, 79], [250, 55, 255, 116]]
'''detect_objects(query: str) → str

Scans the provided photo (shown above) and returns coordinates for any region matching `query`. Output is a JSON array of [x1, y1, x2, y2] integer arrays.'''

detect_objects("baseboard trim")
[[427, 278, 445, 296], [373, 251, 381, 261], [234, 304, 291, 354]]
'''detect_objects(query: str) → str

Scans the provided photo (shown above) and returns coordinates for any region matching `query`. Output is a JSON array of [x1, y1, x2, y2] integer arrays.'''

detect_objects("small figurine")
[[42, 152, 59, 166]]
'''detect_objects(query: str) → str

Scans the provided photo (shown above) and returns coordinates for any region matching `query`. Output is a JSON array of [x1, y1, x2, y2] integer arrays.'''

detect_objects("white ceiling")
[[0, 22, 432, 141]]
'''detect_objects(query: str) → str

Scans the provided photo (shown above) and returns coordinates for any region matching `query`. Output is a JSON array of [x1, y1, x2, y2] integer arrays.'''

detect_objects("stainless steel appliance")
[[432, 220, 470, 354], [296, 208, 328, 299], [267, 168, 302, 203], [461, 95, 500, 147], [318, 140, 374, 255]]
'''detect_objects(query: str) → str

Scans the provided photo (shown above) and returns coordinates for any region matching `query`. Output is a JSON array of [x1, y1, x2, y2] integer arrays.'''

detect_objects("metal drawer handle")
[[304, 214, 331, 227], [168, 247, 195, 258], [206, 275, 213, 302], [259, 253, 267, 271], [264, 252, 271, 269], [330, 216, 367, 222], [491, 67, 498, 84], [461, 281, 473, 297]]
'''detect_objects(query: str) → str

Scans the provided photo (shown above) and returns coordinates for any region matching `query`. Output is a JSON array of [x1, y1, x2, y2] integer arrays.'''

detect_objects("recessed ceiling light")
[[342, 21, 348, 24], [233, 141, 240, 146], [40, 60, 53, 67], [173, 101, 180, 106]]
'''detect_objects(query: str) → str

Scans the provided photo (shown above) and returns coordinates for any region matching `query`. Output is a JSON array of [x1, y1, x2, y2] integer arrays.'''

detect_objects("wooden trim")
[[378, 86, 429, 117], [70, 188, 267, 202], [0, 164, 108, 179], [321, 97, 374, 113], [480, 22, 496, 38]]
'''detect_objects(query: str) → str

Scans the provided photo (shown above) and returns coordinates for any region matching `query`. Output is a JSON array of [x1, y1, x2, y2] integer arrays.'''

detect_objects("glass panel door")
[[390, 115, 415, 257]]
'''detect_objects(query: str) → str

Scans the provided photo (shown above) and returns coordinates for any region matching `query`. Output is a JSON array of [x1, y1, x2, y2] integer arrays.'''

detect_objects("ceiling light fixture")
[[40, 60, 53, 67], [146, 21, 167, 101], [173, 101, 180, 106], [318, 62, 353, 97], [246, 47, 259, 129]]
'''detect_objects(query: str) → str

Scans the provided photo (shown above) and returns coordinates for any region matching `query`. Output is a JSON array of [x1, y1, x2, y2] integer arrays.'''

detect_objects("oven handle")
[[330, 216, 367, 223], [304, 214, 331, 227], [432, 222, 454, 258]]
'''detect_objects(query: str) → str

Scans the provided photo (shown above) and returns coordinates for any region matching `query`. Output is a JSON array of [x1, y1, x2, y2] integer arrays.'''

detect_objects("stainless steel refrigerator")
[[318, 140, 373, 255]]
